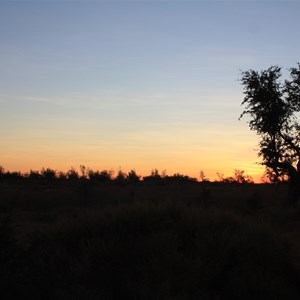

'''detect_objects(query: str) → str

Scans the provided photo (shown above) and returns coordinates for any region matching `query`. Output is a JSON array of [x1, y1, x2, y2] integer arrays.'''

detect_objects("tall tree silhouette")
[[240, 64, 300, 205]]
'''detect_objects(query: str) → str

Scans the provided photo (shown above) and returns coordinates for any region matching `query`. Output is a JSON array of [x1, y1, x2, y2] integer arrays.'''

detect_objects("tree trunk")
[[288, 171, 300, 206]]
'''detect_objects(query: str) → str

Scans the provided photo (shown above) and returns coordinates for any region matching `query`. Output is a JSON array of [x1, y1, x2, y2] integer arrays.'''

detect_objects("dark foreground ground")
[[1, 180, 300, 299]]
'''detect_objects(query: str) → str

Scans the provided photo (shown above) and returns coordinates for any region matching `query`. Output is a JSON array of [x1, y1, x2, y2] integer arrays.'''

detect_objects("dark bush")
[[88, 169, 113, 182]]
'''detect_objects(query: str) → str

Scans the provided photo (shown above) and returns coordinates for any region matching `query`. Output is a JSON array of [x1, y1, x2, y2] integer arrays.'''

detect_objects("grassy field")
[[1, 180, 300, 299]]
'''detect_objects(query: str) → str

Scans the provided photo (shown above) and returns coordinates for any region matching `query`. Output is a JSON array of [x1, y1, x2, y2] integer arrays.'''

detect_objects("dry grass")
[[0, 180, 299, 299]]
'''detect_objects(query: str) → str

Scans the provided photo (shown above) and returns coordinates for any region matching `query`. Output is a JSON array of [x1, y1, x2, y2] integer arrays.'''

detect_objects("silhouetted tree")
[[66, 167, 79, 180], [167, 173, 197, 183], [28, 170, 41, 180], [57, 171, 67, 180], [233, 169, 253, 184], [80, 165, 87, 179], [240, 64, 300, 205], [127, 170, 140, 183], [115, 169, 127, 183], [215, 170, 253, 184], [3, 171, 22, 180], [0, 165, 4, 181], [143, 169, 162, 182], [88, 169, 113, 182], [199, 170, 209, 182], [41, 168, 56, 182]]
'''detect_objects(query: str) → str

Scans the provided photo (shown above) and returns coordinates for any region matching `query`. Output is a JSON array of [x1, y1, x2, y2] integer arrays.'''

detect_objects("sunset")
[[1, 1, 300, 299], [2, 1, 299, 181]]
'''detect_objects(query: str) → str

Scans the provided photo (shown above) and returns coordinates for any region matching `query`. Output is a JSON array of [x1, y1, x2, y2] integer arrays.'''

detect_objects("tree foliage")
[[240, 64, 300, 183]]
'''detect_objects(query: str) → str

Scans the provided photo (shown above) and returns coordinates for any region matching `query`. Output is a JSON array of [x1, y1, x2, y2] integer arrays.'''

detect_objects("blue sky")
[[1, 0, 300, 180]]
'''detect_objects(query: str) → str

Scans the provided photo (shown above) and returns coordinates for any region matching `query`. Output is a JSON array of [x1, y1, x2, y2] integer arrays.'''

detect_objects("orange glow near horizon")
[[1, 144, 265, 183], [1, 119, 265, 182]]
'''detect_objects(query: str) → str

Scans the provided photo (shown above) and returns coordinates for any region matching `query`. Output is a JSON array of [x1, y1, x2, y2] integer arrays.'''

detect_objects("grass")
[[0, 180, 299, 299]]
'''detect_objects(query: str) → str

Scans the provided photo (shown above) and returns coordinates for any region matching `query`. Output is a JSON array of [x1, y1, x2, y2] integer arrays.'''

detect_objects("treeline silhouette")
[[1, 166, 299, 299], [0, 165, 254, 184]]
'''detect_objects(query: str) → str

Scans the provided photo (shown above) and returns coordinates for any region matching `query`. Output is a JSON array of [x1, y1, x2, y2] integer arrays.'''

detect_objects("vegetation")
[[0, 167, 299, 299], [240, 64, 300, 204], [0, 165, 253, 184], [2, 62, 300, 299]]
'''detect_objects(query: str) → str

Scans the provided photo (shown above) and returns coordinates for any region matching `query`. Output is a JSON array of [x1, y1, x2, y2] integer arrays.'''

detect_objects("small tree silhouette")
[[80, 165, 87, 179], [66, 167, 79, 180], [41, 168, 56, 182], [0, 165, 4, 181], [199, 170, 209, 182], [233, 169, 253, 184], [115, 169, 127, 183], [127, 170, 140, 183], [87, 169, 113, 182]]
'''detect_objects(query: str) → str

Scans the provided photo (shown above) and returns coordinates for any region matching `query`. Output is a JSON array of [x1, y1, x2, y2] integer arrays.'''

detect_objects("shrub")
[[40, 168, 57, 182], [66, 167, 79, 180], [127, 169, 140, 183], [88, 169, 113, 182], [28, 170, 41, 180], [115, 169, 127, 183], [0, 165, 5, 181]]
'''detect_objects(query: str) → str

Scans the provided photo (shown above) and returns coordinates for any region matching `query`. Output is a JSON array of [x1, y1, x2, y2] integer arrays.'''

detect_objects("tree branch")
[[278, 131, 300, 157], [265, 160, 297, 178]]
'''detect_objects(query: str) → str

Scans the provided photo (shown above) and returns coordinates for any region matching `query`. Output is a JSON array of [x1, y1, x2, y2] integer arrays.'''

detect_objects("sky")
[[1, 0, 300, 182]]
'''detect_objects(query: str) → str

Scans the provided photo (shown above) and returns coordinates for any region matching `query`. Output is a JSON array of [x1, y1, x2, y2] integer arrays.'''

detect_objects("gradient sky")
[[1, 0, 300, 181]]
